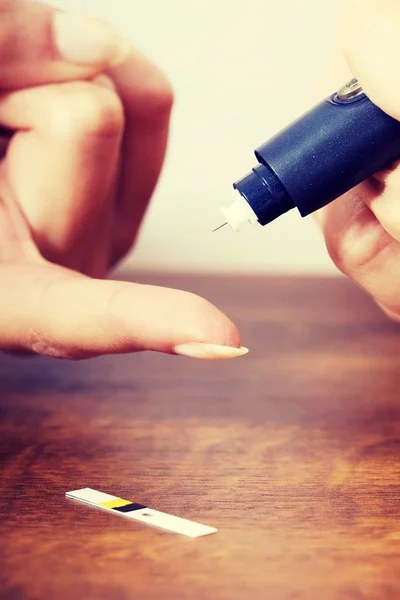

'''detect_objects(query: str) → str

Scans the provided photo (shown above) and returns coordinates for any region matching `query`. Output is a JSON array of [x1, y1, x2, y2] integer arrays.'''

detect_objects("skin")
[[1, 0, 399, 360], [0, 0, 241, 359], [318, 0, 400, 322]]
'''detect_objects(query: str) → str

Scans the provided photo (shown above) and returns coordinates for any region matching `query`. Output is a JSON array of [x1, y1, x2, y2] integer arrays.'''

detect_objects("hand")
[[0, 0, 246, 360], [318, 0, 400, 322]]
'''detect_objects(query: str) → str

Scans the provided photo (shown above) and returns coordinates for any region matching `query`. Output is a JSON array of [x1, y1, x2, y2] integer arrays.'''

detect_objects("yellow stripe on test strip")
[[100, 498, 132, 509]]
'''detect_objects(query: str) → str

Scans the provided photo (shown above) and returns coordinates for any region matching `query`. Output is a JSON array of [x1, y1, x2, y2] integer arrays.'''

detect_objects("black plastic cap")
[[234, 164, 294, 226]]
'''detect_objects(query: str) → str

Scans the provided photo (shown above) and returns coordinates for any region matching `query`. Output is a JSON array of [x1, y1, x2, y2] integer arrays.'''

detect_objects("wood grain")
[[2, 273, 400, 600]]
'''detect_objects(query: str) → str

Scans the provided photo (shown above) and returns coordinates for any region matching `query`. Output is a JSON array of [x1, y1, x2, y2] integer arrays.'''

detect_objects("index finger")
[[0, 1, 131, 89], [106, 48, 173, 264]]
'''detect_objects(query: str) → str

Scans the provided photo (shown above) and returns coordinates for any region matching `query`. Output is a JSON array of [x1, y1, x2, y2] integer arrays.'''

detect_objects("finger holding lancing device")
[[0, 0, 131, 90]]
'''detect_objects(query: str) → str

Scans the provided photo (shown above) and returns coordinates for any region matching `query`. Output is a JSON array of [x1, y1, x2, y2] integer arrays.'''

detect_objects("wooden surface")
[[2, 273, 400, 600]]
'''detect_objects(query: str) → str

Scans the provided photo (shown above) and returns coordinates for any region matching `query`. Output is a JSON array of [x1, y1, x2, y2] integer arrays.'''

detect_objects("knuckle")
[[319, 194, 382, 276], [323, 225, 365, 274], [151, 76, 174, 114], [100, 281, 131, 324], [324, 236, 354, 275], [137, 73, 174, 120], [26, 273, 93, 360], [49, 82, 125, 138], [324, 223, 393, 277], [92, 73, 118, 92]]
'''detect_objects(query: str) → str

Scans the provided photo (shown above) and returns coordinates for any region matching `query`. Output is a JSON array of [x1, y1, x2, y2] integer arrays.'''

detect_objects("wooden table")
[[2, 273, 400, 600]]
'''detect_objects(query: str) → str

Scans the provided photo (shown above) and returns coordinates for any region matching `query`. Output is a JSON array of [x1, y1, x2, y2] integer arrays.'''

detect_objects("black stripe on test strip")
[[113, 502, 147, 513]]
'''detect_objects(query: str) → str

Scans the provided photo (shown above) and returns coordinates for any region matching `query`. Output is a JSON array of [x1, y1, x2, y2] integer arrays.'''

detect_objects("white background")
[[49, 0, 349, 274]]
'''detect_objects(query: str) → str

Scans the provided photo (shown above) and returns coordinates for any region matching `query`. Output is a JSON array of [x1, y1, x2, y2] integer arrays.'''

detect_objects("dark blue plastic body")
[[234, 93, 400, 226]]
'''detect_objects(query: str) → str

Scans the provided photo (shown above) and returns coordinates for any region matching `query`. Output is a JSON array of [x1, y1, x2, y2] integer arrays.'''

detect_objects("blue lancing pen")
[[216, 79, 400, 231]]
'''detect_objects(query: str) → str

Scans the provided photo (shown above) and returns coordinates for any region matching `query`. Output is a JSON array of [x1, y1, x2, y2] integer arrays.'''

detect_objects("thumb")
[[0, 263, 248, 360], [342, 0, 400, 121], [0, 0, 130, 89]]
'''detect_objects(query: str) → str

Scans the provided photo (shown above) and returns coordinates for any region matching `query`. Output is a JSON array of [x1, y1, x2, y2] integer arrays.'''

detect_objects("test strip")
[[65, 488, 218, 538]]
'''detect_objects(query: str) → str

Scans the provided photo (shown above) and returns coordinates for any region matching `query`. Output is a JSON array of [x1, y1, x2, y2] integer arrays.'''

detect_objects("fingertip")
[[52, 12, 131, 69], [100, 283, 244, 356], [167, 290, 243, 349]]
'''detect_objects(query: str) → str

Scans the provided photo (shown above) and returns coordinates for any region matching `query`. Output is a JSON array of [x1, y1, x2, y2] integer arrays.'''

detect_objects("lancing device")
[[216, 78, 400, 231]]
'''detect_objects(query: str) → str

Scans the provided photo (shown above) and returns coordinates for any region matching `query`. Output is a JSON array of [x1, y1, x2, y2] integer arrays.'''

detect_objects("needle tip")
[[212, 222, 228, 233]]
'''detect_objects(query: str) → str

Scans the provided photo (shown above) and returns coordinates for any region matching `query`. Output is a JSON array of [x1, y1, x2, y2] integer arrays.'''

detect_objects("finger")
[[342, 0, 400, 120], [0, 174, 40, 264], [359, 161, 400, 242], [105, 50, 174, 264], [0, 0, 131, 89], [0, 78, 123, 272], [317, 185, 400, 314], [0, 263, 246, 360]]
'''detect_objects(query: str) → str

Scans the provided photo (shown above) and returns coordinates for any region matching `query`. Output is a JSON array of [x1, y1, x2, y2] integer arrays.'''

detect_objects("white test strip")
[[65, 488, 218, 538]]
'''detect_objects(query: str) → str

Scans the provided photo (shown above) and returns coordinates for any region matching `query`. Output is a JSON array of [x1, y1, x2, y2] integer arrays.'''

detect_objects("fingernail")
[[173, 343, 249, 360], [53, 13, 131, 67]]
